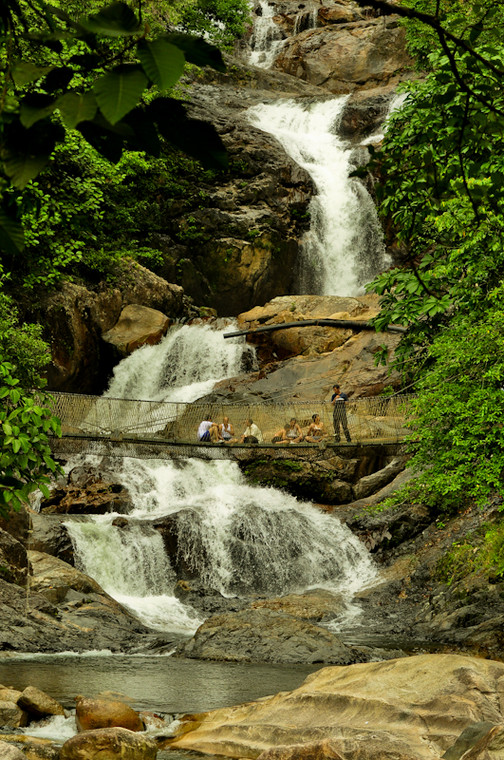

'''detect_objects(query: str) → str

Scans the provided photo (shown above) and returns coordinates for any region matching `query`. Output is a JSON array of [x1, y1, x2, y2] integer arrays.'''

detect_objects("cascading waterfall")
[[248, 98, 388, 295], [104, 320, 256, 403], [248, 0, 285, 68], [65, 456, 376, 633], [62, 322, 378, 635]]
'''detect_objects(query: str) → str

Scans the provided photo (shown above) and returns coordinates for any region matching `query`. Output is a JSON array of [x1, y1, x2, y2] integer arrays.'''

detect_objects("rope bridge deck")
[[48, 392, 414, 460]]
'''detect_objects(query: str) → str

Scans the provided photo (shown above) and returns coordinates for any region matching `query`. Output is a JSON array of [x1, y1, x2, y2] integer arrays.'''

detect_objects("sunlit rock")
[[18, 686, 65, 719], [60, 727, 156, 759], [0, 740, 25, 759], [168, 654, 504, 759], [75, 696, 144, 733], [102, 304, 170, 357]]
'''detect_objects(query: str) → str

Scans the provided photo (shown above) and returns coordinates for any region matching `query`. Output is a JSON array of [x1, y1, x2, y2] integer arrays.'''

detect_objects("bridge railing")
[[49, 391, 415, 445]]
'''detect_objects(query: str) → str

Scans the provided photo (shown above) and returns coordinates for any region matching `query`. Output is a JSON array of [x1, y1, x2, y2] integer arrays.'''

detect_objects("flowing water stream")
[[65, 456, 376, 633], [248, 98, 388, 295]]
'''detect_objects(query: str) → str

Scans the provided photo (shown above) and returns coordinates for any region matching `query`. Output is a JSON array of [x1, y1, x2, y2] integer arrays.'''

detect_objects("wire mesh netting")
[[49, 391, 414, 451]]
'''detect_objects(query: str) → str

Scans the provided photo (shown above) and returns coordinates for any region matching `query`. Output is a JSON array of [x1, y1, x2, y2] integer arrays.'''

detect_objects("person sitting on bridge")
[[284, 417, 303, 444], [220, 416, 237, 443], [305, 413, 327, 443], [197, 415, 219, 442], [240, 418, 263, 444], [271, 423, 290, 444]]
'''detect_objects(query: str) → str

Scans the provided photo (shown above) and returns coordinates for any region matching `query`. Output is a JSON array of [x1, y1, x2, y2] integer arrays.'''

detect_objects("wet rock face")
[[0, 529, 27, 586], [272, 14, 414, 94], [38, 262, 184, 394]]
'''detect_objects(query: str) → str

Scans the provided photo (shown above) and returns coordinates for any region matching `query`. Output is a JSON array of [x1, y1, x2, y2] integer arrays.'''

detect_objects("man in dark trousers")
[[331, 384, 351, 442]]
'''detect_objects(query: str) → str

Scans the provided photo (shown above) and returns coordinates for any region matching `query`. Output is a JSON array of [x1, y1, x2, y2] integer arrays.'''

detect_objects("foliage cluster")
[[356, 0, 504, 508], [0, 360, 61, 516], [0, 0, 247, 511], [436, 521, 504, 585]]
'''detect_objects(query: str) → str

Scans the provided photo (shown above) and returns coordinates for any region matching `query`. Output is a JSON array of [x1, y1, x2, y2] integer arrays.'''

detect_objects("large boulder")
[[0, 528, 28, 586], [29, 513, 76, 565], [17, 686, 65, 719], [38, 262, 184, 393], [177, 607, 362, 665], [60, 727, 157, 760], [75, 696, 144, 732], [274, 16, 414, 94], [168, 654, 504, 759], [203, 294, 401, 404], [102, 303, 170, 357], [0, 700, 28, 728]]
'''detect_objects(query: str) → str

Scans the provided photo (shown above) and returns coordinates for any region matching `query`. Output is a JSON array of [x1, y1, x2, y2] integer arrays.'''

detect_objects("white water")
[[249, 0, 285, 68], [104, 321, 255, 403], [248, 98, 387, 295], [65, 456, 376, 633]]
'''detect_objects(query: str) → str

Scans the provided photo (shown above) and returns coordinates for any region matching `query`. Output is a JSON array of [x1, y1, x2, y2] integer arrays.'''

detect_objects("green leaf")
[[39, 483, 51, 499], [41, 66, 74, 93], [163, 33, 226, 73], [3, 153, 51, 190], [12, 439, 21, 454], [150, 97, 227, 169], [11, 62, 54, 87], [20, 94, 57, 128], [93, 66, 148, 125], [57, 92, 98, 128], [0, 207, 24, 255], [81, 2, 140, 36], [137, 39, 185, 91]]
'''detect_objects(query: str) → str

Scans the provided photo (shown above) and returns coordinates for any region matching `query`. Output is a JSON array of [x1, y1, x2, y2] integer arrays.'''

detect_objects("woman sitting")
[[284, 418, 303, 444], [304, 414, 327, 443]]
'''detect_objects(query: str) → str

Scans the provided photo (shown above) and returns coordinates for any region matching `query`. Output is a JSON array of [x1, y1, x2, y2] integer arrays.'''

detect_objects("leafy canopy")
[[352, 0, 504, 507], [0, 0, 228, 257]]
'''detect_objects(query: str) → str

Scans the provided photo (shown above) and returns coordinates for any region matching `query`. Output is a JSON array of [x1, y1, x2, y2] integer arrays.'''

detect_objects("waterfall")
[[104, 321, 256, 403], [249, 0, 285, 68], [293, 9, 318, 35], [248, 98, 388, 295], [65, 456, 376, 633]]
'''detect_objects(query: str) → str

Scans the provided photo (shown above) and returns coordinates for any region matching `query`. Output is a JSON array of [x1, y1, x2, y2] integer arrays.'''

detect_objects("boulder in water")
[[0, 700, 29, 728], [60, 727, 156, 759], [177, 607, 363, 665], [17, 686, 65, 718], [75, 696, 144, 732]]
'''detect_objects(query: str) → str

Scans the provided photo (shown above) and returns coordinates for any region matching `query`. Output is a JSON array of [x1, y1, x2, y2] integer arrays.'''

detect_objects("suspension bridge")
[[48, 391, 412, 461]]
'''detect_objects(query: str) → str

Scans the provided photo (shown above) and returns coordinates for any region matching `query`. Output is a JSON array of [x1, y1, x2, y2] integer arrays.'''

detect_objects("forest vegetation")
[[1, 0, 504, 587]]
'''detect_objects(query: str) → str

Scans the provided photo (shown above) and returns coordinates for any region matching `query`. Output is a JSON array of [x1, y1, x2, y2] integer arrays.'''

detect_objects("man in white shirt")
[[240, 418, 263, 443], [197, 415, 219, 442]]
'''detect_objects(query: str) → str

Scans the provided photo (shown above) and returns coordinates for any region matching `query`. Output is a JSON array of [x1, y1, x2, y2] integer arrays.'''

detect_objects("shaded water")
[[0, 652, 318, 713]]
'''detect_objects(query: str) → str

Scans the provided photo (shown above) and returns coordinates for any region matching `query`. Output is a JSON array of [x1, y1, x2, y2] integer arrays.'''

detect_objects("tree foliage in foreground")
[[0, 360, 61, 515], [0, 0, 228, 258], [354, 0, 504, 508], [0, 0, 232, 511]]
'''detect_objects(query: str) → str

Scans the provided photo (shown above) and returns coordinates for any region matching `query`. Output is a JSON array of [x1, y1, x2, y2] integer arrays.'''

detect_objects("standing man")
[[331, 384, 351, 442]]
